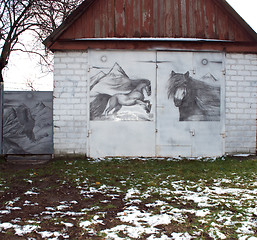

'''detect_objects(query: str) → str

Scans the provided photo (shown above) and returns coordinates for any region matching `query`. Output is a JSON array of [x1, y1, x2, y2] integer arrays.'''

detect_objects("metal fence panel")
[[3, 91, 53, 155]]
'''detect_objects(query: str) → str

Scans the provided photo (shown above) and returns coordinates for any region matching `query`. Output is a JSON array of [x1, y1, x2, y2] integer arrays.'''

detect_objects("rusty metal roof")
[[44, 0, 257, 51]]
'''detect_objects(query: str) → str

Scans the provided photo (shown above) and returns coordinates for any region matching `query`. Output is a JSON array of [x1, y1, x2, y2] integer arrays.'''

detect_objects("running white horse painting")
[[90, 63, 152, 121]]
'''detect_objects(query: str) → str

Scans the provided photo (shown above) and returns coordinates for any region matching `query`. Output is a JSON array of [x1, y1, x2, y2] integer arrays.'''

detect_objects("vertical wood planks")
[[59, 0, 256, 42]]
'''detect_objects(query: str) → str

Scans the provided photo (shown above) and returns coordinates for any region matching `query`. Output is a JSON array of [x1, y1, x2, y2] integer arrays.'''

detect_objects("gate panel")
[[3, 91, 53, 155], [156, 52, 193, 157], [156, 51, 224, 157], [88, 50, 156, 157]]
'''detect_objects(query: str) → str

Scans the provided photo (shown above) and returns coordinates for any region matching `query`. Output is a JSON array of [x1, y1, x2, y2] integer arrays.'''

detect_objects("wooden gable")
[[44, 0, 257, 52]]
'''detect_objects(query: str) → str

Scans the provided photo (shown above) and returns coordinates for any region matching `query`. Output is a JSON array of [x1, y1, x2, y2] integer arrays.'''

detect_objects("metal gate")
[[88, 50, 156, 157], [156, 51, 225, 157], [88, 50, 225, 157], [1, 91, 53, 156]]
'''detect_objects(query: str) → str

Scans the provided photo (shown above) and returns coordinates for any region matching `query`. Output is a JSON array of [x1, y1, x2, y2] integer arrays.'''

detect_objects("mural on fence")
[[167, 71, 220, 121], [3, 92, 53, 154], [90, 63, 152, 121]]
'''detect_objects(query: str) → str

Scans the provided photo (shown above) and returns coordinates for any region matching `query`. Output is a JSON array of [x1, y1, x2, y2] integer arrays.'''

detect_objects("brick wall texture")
[[53, 51, 88, 154], [225, 53, 257, 154], [53, 51, 257, 155]]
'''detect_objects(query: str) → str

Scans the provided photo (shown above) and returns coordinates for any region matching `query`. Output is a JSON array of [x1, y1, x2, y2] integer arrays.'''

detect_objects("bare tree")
[[0, 0, 83, 83], [0, 0, 83, 154], [26, 78, 36, 91]]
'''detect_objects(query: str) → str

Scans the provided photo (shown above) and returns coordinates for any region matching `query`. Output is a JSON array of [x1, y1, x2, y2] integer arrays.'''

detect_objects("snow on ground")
[[0, 159, 256, 239]]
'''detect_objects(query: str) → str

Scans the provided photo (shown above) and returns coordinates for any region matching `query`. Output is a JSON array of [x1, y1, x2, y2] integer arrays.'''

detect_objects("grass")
[[0, 155, 256, 239]]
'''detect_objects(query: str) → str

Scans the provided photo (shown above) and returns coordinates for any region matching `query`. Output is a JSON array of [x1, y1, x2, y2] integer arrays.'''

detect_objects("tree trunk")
[[0, 77, 3, 155]]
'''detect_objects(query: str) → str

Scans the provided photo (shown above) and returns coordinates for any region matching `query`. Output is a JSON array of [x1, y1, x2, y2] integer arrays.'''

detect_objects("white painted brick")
[[238, 92, 251, 98], [226, 70, 237, 75], [69, 63, 81, 69], [226, 59, 237, 64], [244, 98, 256, 103], [75, 70, 87, 75], [231, 65, 244, 70], [229, 54, 243, 59], [61, 57, 75, 63], [245, 65, 257, 71], [75, 57, 88, 63], [238, 70, 251, 76], [226, 81, 237, 86], [53, 51, 88, 155], [230, 76, 244, 81], [230, 97, 244, 103], [226, 102, 237, 108], [237, 81, 251, 87], [54, 109, 68, 115], [238, 59, 251, 65], [237, 103, 250, 109], [61, 69, 74, 75], [226, 92, 237, 97], [225, 53, 257, 154], [69, 98, 81, 104], [230, 109, 244, 114], [250, 92, 256, 98], [55, 63, 67, 69]]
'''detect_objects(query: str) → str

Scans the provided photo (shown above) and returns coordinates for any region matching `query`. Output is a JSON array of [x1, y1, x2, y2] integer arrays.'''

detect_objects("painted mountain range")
[[3, 102, 53, 154]]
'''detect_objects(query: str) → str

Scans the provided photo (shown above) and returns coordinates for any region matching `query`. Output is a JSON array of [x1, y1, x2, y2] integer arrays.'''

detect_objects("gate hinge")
[[87, 130, 92, 137], [220, 132, 226, 138]]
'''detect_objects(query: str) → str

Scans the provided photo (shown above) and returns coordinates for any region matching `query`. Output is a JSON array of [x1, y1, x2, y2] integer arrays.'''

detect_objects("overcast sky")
[[3, 0, 257, 91], [226, 0, 257, 32]]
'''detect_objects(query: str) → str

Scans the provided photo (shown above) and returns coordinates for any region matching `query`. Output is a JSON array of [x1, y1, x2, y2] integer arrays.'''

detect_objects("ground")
[[0, 156, 256, 239]]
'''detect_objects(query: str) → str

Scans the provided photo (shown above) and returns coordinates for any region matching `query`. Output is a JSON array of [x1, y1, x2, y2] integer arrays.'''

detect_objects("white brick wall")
[[53, 51, 88, 154], [225, 53, 257, 154]]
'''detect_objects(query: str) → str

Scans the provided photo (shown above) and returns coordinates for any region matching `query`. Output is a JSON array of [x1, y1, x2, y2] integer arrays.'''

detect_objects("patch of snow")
[[125, 188, 141, 199], [24, 190, 39, 195], [0, 222, 13, 229], [195, 209, 210, 217], [37, 231, 62, 239], [0, 210, 10, 214], [57, 205, 69, 210], [171, 232, 192, 240], [118, 206, 172, 227], [61, 222, 74, 228], [103, 224, 157, 239], [79, 221, 92, 228], [147, 234, 171, 240], [233, 154, 251, 157], [15, 225, 38, 236], [209, 227, 226, 240]]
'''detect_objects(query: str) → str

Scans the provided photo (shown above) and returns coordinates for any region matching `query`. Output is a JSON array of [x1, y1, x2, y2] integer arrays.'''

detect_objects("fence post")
[[0, 81, 3, 155]]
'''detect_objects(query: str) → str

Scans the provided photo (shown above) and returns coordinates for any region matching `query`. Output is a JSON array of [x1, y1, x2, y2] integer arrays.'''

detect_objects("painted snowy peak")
[[199, 73, 219, 86], [90, 63, 135, 96]]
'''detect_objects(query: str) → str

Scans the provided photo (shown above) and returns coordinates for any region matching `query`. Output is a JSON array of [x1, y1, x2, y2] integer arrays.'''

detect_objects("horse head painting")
[[90, 63, 152, 121], [167, 71, 220, 121]]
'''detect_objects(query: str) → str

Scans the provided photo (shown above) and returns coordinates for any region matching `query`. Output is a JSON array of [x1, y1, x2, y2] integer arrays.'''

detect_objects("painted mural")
[[3, 92, 53, 154], [167, 71, 220, 121], [90, 63, 152, 121]]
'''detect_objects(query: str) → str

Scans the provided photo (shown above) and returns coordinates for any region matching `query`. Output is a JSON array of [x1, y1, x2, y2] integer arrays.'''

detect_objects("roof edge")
[[43, 0, 96, 48]]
